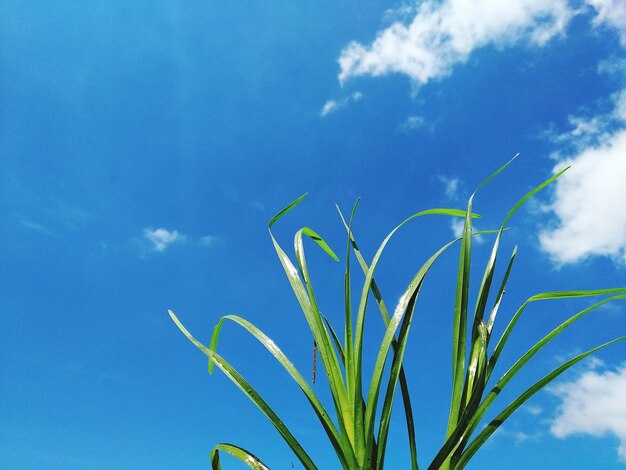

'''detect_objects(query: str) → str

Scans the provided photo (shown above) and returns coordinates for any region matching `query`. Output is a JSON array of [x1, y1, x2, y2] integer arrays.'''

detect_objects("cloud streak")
[[321, 91, 363, 116]]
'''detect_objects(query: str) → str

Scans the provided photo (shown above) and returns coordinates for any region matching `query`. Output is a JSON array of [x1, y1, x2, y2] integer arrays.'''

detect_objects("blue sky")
[[2, 1, 626, 468]]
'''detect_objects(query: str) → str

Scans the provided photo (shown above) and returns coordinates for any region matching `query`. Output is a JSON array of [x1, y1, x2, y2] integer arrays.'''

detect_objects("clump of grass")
[[169, 157, 626, 469]]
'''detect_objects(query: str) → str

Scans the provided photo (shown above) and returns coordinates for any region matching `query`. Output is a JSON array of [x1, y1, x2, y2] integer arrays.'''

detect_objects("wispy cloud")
[[199, 235, 216, 247], [321, 91, 363, 116], [491, 426, 542, 445], [20, 219, 60, 238], [143, 228, 186, 252], [524, 405, 543, 416], [338, 0, 574, 86], [437, 175, 461, 200], [399, 115, 431, 132], [550, 362, 626, 462], [587, 0, 626, 45]]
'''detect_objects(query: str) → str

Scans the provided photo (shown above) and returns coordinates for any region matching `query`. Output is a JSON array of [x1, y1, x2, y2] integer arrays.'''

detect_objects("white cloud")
[[20, 219, 59, 238], [143, 228, 185, 252], [199, 235, 216, 246], [400, 114, 430, 132], [438, 175, 461, 199], [587, 0, 626, 45], [338, 0, 574, 85], [550, 362, 626, 462], [451, 218, 465, 238], [539, 88, 626, 264], [547, 88, 626, 155], [524, 404, 543, 416], [321, 91, 363, 116], [598, 56, 626, 77]]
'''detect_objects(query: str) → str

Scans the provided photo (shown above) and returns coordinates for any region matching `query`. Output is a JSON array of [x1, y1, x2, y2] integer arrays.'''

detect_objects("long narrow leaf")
[[472, 166, 568, 336], [363, 238, 459, 469], [342, 199, 360, 453], [323, 315, 346, 365], [446, 195, 475, 444], [375, 290, 419, 470], [209, 314, 357, 468], [456, 335, 626, 468], [447, 155, 518, 443], [292, 225, 355, 446], [486, 246, 517, 336], [429, 294, 626, 468], [459, 294, 626, 449], [268, 196, 352, 446], [169, 310, 318, 470], [337, 208, 498, 470], [455, 168, 569, 460], [489, 287, 626, 380], [210, 443, 270, 470], [337, 205, 420, 470], [350, 207, 478, 465]]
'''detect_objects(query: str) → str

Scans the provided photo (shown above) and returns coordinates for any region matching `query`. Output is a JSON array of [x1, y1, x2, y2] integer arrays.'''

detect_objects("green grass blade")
[[469, 166, 569, 353], [293, 226, 354, 446], [342, 199, 359, 450], [268, 197, 352, 446], [337, 204, 420, 470], [501, 166, 569, 229], [363, 238, 458, 469], [209, 314, 357, 468], [446, 196, 474, 441], [268, 193, 308, 228], [473, 166, 569, 333], [323, 314, 379, 467], [297, 227, 340, 262], [323, 315, 346, 365], [375, 290, 419, 470], [210, 443, 270, 470], [456, 335, 626, 469], [169, 310, 318, 470], [447, 155, 521, 443], [429, 294, 626, 469], [454, 169, 566, 460], [489, 287, 626, 380], [461, 322, 488, 410], [349, 207, 477, 465], [486, 246, 517, 336], [475, 153, 519, 193], [461, 295, 626, 448], [491, 295, 626, 396]]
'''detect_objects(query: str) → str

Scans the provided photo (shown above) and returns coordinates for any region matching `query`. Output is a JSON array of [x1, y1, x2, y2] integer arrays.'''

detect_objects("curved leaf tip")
[[269, 193, 308, 228]]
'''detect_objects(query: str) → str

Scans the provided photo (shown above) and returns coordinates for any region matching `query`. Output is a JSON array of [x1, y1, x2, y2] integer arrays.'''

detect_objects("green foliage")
[[170, 159, 626, 469]]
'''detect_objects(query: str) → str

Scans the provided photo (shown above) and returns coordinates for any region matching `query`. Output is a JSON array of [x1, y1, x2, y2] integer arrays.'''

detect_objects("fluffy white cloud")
[[539, 89, 626, 265], [143, 228, 185, 252], [321, 91, 363, 116], [338, 0, 573, 84], [550, 362, 626, 462]]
